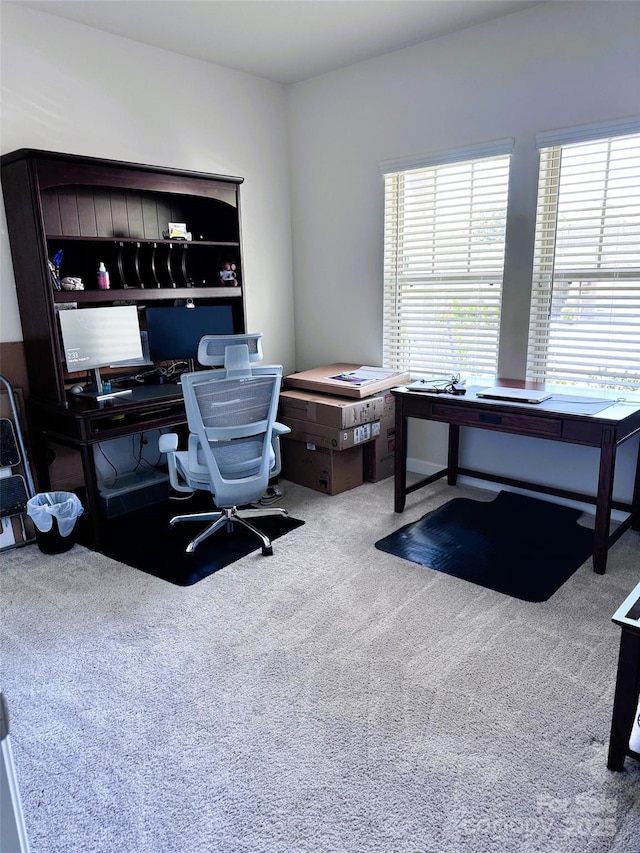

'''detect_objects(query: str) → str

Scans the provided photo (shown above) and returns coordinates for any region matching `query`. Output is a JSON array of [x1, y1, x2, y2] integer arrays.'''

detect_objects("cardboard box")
[[281, 440, 363, 495], [280, 416, 379, 451], [363, 392, 396, 482], [279, 388, 385, 428], [284, 363, 410, 399]]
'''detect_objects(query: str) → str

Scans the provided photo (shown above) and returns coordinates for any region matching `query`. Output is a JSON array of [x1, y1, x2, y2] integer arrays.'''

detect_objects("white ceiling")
[[11, 0, 545, 84]]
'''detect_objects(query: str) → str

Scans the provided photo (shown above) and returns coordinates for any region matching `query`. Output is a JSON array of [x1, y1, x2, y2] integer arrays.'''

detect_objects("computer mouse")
[[69, 384, 85, 394]]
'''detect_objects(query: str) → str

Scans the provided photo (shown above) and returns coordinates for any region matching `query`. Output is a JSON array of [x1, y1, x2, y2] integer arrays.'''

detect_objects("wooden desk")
[[607, 582, 640, 770], [392, 384, 640, 575], [29, 385, 187, 550]]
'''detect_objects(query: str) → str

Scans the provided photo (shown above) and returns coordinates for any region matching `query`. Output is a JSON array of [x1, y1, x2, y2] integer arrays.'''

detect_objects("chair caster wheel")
[[262, 545, 273, 556]]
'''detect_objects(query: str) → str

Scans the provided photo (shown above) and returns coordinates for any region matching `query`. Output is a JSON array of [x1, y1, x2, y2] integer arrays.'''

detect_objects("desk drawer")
[[431, 404, 563, 438]]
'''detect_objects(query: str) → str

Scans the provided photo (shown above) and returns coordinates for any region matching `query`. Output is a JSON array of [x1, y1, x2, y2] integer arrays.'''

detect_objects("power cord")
[[259, 485, 283, 505], [97, 444, 118, 478], [417, 374, 467, 395]]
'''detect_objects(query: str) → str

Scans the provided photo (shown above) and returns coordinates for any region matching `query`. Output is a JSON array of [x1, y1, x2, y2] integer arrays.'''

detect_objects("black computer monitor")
[[145, 305, 235, 362], [58, 305, 144, 399]]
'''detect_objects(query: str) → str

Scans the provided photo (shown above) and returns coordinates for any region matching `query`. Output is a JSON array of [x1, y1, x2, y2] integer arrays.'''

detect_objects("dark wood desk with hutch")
[[1, 149, 248, 548], [392, 384, 640, 575]]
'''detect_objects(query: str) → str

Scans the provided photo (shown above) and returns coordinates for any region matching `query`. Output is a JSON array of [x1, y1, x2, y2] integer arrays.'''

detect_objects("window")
[[527, 123, 640, 391], [382, 140, 512, 378]]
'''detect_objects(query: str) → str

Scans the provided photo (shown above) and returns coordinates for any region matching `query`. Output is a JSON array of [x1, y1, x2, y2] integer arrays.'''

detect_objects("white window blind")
[[382, 146, 511, 377], [527, 126, 640, 391]]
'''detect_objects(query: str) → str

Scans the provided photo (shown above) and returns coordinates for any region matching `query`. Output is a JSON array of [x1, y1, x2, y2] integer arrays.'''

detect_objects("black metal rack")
[[0, 376, 36, 550]]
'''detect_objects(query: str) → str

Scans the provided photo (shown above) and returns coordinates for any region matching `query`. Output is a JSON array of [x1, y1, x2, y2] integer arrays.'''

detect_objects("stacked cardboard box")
[[362, 390, 396, 482], [281, 417, 380, 451], [279, 441, 364, 496], [279, 388, 383, 495], [279, 380, 398, 494]]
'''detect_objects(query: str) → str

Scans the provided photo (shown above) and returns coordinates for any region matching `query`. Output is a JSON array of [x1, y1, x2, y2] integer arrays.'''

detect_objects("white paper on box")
[[352, 424, 372, 444]]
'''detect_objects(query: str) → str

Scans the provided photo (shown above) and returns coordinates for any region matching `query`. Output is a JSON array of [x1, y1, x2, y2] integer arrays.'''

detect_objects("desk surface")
[[394, 382, 640, 425], [67, 382, 183, 412], [31, 384, 186, 442]]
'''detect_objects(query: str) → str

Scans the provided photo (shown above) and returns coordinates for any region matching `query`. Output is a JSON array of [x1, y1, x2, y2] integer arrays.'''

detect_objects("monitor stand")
[[79, 368, 133, 402]]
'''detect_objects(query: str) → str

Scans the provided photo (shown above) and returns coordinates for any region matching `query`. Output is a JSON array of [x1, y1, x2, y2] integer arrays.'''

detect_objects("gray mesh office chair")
[[159, 336, 290, 555], [196, 333, 288, 476]]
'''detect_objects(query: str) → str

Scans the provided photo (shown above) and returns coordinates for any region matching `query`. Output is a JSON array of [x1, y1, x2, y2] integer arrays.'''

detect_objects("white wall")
[[0, 4, 296, 373], [287, 0, 640, 505], [2, 2, 639, 503]]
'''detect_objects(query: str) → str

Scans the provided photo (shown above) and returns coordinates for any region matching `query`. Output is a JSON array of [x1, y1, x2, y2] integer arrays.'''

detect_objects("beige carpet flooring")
[[1, 477, 639, 852]]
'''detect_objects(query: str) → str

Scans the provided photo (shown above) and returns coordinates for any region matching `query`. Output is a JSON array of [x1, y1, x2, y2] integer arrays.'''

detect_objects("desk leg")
[[79, 443, 103, 551], [607, 629, 640, 771], [394, 404, 408, 513], [447, 424, 460, 486], [593, 428, 616, 575], [32, 434, 52, 493]]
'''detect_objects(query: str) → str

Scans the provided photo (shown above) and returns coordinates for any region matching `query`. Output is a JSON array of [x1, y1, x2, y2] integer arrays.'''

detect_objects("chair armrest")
[[269, 423, 290, 477], [158, 433, 179, 454]]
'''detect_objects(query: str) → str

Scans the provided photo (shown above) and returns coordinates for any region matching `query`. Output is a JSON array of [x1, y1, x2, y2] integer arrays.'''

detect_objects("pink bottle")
[[97, 261, 110, 290]]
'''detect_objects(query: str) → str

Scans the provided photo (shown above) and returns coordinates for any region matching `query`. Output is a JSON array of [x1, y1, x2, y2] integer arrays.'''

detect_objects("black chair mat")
[[375, 491, 594, 602], [86, 493, 304, 586]]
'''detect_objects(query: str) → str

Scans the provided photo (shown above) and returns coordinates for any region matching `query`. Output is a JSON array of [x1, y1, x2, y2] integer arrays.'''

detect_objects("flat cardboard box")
[[279, 388, 385, 428], [363, 391, 396, 482], [280, 416, 380, 451], [282, 440, 363, 495], [284, 363, 410, 399]]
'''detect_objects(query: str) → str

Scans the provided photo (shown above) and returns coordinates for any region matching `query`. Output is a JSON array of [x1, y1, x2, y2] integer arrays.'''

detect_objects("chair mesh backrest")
[[177, 364, 283, 505], [193, 375, 275, 431], [197, 333, 263, 367]]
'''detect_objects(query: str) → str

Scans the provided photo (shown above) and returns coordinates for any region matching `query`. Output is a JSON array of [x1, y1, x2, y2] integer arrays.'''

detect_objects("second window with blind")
[[527, 125, 640, 391]]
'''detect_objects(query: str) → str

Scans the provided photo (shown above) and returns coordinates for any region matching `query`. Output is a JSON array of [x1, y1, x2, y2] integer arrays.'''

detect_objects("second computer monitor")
[[146, 305, 235, 362]]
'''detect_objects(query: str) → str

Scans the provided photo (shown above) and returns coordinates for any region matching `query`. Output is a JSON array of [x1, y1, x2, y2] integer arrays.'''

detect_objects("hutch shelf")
[[1, 148, 247, 405]]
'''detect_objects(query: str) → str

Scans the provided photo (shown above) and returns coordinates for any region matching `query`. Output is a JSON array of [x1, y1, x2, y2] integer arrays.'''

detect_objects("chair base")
[[169, 504, 289, 555]]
